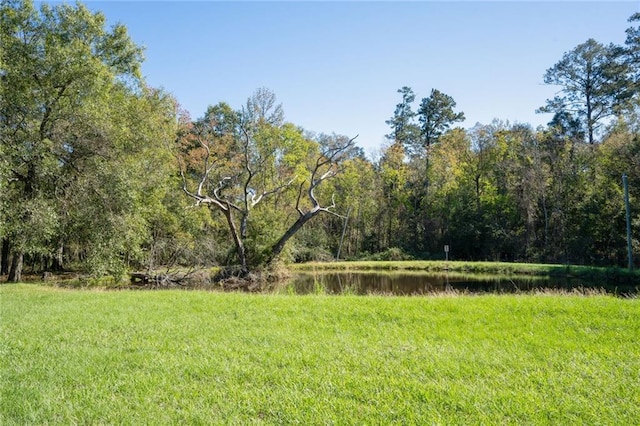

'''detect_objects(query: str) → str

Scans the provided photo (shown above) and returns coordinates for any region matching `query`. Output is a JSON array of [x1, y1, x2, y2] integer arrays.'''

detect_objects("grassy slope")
[[1, 284, 639, 424]]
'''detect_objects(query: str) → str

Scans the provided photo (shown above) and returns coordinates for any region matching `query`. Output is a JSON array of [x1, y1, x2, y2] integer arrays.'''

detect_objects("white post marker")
[[444, 245, 449, 261]]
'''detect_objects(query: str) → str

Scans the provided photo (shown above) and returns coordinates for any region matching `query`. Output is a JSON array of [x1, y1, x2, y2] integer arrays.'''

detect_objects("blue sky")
[[77, 1, 639, 155]]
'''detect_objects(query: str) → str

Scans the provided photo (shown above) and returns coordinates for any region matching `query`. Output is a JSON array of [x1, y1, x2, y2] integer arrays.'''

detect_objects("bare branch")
[[305, 135, 357, 209], [315, 194, 346, 219], [250, 176, 297, 208]]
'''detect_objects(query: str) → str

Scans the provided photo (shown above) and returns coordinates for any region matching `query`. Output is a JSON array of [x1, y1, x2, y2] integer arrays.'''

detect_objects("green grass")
[[2, 284, 639, 424]]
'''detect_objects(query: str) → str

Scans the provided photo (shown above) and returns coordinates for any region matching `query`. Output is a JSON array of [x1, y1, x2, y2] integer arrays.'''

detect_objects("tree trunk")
[[586, 89, 594, 144], [51, 242, 64, 272], [8, 251, 24, 283], [1, 239, 9, 275], [223, 208, 248, 275], [336, 207, 351, 260], [240, 212, 248, 239], [268, 208, 319, 264], [386, 192, 393, 249], [542, 192, 549, 258], [475, 175, 481, 210], [354, 208, 362, 258]]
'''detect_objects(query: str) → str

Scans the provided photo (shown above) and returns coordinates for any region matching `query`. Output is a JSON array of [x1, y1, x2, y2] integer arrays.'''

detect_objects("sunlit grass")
[[1, 284, 639, 424]]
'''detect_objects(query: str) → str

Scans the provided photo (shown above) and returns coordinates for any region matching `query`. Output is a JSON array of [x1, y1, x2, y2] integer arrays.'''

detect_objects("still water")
[[281, 271, 638, 296]]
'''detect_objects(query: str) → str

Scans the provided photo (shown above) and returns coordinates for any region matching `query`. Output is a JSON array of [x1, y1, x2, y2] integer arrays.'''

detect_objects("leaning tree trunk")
[[267, 208, 320, 265], [8, 251, 24, 283]]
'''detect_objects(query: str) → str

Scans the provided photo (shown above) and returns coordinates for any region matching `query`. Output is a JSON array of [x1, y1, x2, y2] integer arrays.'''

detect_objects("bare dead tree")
[[178, 91, 357, 276], [179, 117, 298, 275]]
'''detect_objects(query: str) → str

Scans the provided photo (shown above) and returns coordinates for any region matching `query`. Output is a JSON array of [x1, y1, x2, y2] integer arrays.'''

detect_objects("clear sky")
[[73, 1, 640, 155]]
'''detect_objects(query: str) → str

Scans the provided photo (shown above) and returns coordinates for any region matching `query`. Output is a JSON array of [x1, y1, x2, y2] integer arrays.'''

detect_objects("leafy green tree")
[[417, 89, 465, 152], [60, 86, 179, 277], [1, 0, 183, 280], [538, 38, 632, 144], [385, 86, 419, 148], [1, 0, 145, 281], [427, 128, 474, 255], [407, 89, 465, 253], [625, 13, 640, 93], [492, 125, 547, 260], [0, 142, 7, 275], [534, 119, 584, 262], [589, 126, 639, 265], [244, 87, 285, 126], [333, 155, 379, 259], [376, 141, 409, 251], [382, 88, 465, 256]]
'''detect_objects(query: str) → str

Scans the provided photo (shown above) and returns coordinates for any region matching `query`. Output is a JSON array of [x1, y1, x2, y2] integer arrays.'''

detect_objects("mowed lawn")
[[1, 285, 639, 424]]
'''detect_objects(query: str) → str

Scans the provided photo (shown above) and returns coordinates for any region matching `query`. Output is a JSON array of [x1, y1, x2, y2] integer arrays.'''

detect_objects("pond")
[[279, 271, 639, 296]]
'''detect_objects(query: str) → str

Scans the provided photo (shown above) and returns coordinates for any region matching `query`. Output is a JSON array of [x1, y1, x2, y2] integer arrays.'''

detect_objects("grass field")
[[1, 284, 639, 424]]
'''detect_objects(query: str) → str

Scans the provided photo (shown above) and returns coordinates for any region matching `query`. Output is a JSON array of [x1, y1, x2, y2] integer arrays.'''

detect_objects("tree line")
[[1, 0, 638, 282]]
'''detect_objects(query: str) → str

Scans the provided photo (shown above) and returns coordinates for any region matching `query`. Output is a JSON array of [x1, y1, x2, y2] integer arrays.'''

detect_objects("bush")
[[292, 246, 335, 263]]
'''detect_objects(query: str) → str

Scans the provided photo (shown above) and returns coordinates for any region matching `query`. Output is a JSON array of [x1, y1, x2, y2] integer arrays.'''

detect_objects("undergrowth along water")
[[292, 260, 640, 282]]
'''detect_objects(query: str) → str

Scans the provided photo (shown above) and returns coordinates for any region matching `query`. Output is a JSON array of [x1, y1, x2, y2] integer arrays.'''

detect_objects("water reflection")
[[281, 271, 638, 296]]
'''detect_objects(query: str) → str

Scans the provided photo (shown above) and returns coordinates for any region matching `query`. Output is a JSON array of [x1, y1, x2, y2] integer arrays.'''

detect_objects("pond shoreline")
[[291, 260, 640, 283], [4, 261, 639, 295], [286, 270, 639, 297]]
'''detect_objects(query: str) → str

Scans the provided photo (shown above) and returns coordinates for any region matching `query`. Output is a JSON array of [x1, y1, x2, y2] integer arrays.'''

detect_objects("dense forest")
[[1, 0, 639, 282]]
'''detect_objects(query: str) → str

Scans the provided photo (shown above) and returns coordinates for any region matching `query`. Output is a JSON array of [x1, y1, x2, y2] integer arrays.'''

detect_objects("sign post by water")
[[444, 245, 449, 262]]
